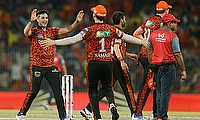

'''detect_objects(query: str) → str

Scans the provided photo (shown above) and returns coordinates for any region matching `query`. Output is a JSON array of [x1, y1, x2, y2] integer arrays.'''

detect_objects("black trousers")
[[113, 60, 136, 115], [87, 60, 115, 117], [85, 60, 136, 116], [19, 65, 66, 119]]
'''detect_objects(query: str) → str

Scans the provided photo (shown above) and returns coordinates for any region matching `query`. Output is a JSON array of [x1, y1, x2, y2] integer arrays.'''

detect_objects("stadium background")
[[0, 0, 200, 112]]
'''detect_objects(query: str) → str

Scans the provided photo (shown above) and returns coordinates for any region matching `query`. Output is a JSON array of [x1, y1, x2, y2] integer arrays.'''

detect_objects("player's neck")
[[115, 24, 122, 29]]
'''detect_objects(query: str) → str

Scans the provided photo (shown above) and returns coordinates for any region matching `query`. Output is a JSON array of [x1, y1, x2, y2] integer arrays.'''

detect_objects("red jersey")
[[54, 53, 65, 72], [80, 23, 124, 62], [29, 27, 59, 67], [150, 28, 177, 64], [140, 15, 162, 58]]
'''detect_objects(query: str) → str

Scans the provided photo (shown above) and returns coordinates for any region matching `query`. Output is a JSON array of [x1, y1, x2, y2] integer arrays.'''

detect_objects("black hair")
[[36, 10, 49, 16], [96, 16, 105, 21], [112, 11, 125, 25]]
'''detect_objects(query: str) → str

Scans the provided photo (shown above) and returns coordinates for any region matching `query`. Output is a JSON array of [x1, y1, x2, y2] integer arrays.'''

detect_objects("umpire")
[[148, 14, 187, 120]]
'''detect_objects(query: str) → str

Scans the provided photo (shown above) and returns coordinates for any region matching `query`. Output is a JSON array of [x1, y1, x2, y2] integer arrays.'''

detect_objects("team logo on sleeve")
[[145, 20, 153, 27], [115, 39, 122, 43], [116, 29, 123, 37], [84, 28, 89, 32], [80, 31, 85, 37]]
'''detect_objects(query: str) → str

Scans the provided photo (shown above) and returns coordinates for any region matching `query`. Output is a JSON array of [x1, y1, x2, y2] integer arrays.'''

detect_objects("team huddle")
[[15, 1, 186, 120]]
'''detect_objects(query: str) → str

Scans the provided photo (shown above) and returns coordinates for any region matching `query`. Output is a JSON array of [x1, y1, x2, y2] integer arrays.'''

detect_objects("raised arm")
[[122, 33, 149, 48], [24, 9, 38, 36], [58, 10, 84, 35], [133, 27, 144, 40], [43, 33, 82, 46]]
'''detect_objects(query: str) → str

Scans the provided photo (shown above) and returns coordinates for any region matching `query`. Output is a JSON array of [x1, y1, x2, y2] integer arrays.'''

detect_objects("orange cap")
[[91, 5, 107, 17], [162, 14, 180, 23], [156, 1, 172, 11]]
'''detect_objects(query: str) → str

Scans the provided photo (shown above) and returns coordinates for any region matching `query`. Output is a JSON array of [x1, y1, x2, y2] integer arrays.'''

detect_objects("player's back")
[[81, 23, 123, 62]]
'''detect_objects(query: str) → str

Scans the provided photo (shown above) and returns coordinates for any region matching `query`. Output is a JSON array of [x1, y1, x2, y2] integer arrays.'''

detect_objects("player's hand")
[[181, 70, 187, 80], [120, 60, 129, 71], [141, 39, 150, 49], [76, 10, 84, 23], [42, 38, 56, 47], [127, 53, 137, 61], [30, 9, 39, 22]]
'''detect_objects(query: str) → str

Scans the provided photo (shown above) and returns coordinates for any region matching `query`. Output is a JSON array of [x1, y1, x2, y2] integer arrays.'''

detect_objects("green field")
[[0, 110, 200, 120]]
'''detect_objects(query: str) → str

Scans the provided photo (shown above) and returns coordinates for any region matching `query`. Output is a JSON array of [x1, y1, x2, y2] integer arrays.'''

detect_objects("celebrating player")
[[15, 9, 84, 120], [42, 5, 148, 120]]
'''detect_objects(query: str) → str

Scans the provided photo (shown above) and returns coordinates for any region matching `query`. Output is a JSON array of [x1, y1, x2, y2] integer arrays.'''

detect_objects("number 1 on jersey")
[[99, 38, 106, 52]]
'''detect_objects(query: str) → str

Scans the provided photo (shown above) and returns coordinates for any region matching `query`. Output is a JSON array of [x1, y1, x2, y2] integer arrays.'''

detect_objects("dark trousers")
[[19, 66, 66, 119], [113, 60, 136, 115], [153, 63, 176, 120], [87, 60, 115, 118], [136, 55, 157, 116], [86, 60, 136, 116]]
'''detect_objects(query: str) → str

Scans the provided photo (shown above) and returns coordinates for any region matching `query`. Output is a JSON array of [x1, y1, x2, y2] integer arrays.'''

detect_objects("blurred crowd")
[[0, 0, 200, 93]]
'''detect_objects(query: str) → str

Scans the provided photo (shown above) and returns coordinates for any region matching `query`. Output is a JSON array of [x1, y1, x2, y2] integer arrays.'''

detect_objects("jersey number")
[[99, 38, 106, 52]]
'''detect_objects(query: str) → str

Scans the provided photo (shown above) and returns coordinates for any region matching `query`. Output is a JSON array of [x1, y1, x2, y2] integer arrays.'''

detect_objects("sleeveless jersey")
[[29, 27, 59, 67], [80, 23, 124, 62]]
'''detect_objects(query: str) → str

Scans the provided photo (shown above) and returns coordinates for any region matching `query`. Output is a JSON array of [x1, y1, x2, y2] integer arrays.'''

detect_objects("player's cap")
[[91, 5, 107, 17], [156, 1, 172, 11], [162, 14, 180, 23]]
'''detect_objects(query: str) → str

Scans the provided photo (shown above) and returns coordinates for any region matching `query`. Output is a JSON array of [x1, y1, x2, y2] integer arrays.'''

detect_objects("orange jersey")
[[29, 27, 59, 67], [113, 38, 126, 60], [80, 23, 124, 62], [140, 15, 162, 58]]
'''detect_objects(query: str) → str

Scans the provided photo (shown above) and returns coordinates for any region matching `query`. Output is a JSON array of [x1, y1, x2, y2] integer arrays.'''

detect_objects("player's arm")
[[174, 52, 187, 80], [133, 27, 144, 40], [62, 63, 67, 75], [122, 33, 149, 48], [114, 43, 129, 71], [172, 37, 187, 80], [147, 38, 153, 63], [43, 33, 82, 46], [24, 9, 38, 36], [58, 10, 84, 35]]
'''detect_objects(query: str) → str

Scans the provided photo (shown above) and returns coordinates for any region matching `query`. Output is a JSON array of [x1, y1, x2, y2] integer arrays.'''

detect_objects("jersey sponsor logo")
[[95, 53, 111, 58], [52, 69, 58, 72], [155, 33, 166, 42], [37, 33, 44, 44], [96, 30, 110, 37]]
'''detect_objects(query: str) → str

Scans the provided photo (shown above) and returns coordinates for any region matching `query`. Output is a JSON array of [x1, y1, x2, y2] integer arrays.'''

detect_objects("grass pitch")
[[0, 110, 200, 120]]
